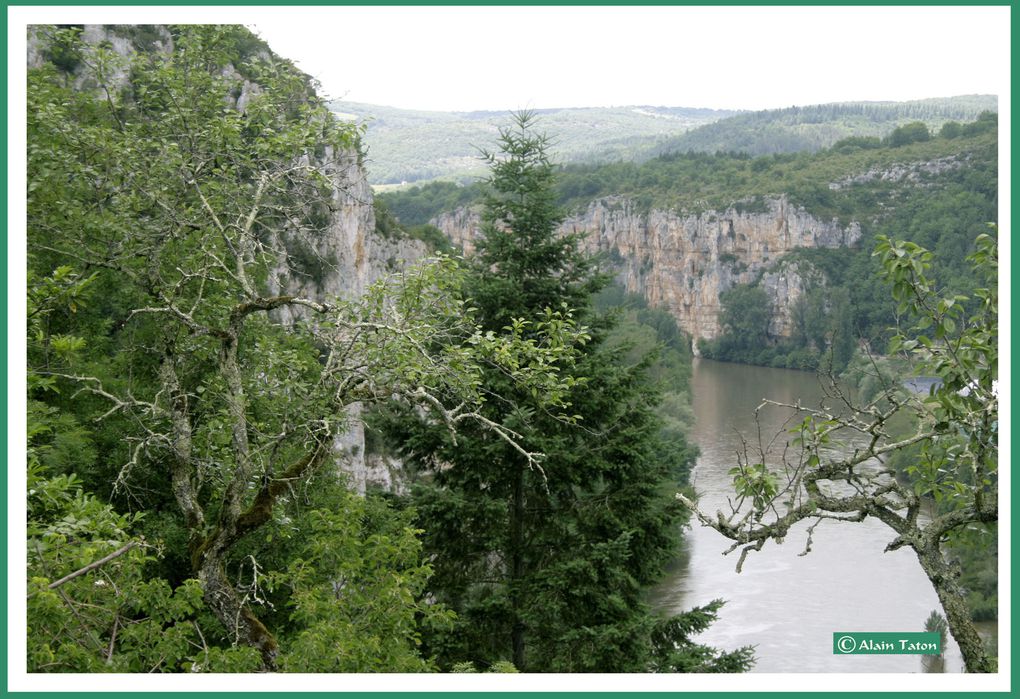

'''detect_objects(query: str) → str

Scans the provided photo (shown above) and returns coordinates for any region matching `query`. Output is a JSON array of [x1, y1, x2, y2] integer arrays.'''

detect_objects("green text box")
[[833, 632, 942, 655]]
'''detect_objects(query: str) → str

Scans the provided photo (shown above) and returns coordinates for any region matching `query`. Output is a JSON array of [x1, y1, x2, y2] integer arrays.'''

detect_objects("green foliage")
[[472, 111, 606, 328], [38, 26, 87, 73], [380, 112, 738, 673], [373, 198, 403, 239], [952, 533, 998, 622], [719, 285, 771, 347], [939, 121, 962, 139], [729, 462, 779, 512], [886, 121, 931, 147], [373, 198, 455, 253], [553, 122, 994, 219], [112, 25, 171, 53], [700, 285, 778, 366], [876, 230, 997, 513], [648, 96, 996, 159], [273, 494, 454, 672], [26, 461, 260, 673], [648, 600, 755, 672], [27, 26, 593, 672], [405, 224, 456, 253], [593, 284, 697, 447], [377, 181, 485, 227]]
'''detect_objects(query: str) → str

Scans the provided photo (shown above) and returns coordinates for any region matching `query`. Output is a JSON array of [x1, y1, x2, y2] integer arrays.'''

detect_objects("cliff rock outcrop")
[[434, 196, 860, 342], [266, 150, 427, 493]]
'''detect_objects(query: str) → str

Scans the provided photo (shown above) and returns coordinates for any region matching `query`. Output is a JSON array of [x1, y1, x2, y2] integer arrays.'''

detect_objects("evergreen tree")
[[385, 112, 752, 672], [828, 288, 856, 372]]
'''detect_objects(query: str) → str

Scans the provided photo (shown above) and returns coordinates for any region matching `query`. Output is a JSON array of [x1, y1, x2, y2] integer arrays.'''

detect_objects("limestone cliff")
[[266, 149, 427, 494], [433, 196, 860, 343]]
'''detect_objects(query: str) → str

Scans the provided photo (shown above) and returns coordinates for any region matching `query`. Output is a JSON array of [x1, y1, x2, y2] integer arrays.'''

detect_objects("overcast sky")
[[10, 6, 1010, 112], [245, 6, 1010, 112]]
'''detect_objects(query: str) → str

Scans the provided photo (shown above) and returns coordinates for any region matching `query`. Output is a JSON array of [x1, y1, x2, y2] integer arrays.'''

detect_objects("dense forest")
[[25, 25, 750, 673]]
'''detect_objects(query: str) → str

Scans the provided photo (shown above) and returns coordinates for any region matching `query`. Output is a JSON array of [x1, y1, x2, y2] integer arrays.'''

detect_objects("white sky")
[[244, 6, 1011, 112], [7, 5, 1011, 111]]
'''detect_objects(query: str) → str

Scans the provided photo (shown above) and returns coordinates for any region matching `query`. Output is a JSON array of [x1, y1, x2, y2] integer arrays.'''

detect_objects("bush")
[[886, 121, 931, 147]]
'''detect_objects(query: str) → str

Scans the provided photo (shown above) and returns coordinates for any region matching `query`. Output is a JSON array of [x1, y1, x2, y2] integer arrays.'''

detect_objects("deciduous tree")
[[678, 231, 998, 672]]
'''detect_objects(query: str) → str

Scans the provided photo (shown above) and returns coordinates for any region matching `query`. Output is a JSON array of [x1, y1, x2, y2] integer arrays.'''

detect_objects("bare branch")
[[45, 541, 142, 592]]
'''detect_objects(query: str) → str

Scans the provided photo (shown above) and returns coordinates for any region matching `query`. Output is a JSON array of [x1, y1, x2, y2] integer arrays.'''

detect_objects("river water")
[[649, 359, 993, 673]]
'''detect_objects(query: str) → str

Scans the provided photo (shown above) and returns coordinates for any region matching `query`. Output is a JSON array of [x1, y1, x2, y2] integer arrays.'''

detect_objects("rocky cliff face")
[[267, 148, 428, 324], [266, 149, 427, 494], [434, 196, 860, 344]]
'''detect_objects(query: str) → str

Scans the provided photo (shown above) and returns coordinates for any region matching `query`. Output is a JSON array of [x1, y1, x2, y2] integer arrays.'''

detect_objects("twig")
[[105, 613, 120, 664], [46, 541, 141, 591]]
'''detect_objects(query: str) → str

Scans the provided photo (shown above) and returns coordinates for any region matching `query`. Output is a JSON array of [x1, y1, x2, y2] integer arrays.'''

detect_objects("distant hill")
[[333, 96, 996, 187], [329, 101, 737, 185], [650, 95, 998, 157], [378, 111, 998, 231]]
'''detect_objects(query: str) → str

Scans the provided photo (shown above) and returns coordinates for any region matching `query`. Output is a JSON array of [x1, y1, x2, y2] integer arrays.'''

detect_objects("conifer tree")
[[387, 112, 752, 672]]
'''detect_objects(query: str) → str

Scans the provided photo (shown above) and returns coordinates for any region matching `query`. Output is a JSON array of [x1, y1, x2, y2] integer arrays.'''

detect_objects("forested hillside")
[[330, 101, 736, 184], [648, 96, 996, 157], [25, 25, 745, 674], [380, 113, 997, 370]]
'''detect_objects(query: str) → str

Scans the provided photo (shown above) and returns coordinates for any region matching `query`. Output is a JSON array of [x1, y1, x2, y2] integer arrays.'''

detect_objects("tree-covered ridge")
[[378, 115, 995, 227], [331, 101, 737, 185], [554, 113, 996, 217], [700, 116, 996, 369], [646, 95, 997, 158]]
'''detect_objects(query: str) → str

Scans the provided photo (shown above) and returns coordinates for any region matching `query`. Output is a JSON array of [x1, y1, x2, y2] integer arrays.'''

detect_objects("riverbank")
[[649, 358, 993, 672]]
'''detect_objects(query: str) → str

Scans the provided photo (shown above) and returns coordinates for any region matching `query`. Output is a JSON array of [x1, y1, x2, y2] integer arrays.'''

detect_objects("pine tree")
[[386, 112, 752, 672]]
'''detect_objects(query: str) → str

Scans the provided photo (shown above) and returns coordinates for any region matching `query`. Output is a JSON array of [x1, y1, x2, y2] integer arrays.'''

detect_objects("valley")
[[21, 22, 1000, 682]]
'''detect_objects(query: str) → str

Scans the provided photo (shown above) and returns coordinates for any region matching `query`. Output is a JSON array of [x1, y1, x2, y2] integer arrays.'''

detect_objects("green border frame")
[[4, 2, 1012, 696]]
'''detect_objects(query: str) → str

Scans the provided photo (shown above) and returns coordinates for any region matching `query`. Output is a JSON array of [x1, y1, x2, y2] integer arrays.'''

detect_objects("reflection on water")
[[650, 359, 986, 673]]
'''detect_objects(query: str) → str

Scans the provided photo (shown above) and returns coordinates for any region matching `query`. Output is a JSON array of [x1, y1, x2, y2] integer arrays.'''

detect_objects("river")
[[650, 358, 994, 673]]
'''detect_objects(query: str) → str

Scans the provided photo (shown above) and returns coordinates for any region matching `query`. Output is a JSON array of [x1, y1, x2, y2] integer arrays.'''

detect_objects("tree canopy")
[[26, 26, 589, 672]]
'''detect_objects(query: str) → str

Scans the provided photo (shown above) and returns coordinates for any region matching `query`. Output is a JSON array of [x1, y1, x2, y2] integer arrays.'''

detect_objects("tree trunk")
[[197, 552, 279, 671], [510, 462, 526, 671], [915, 546, 993, 673]]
